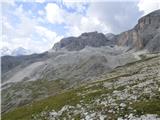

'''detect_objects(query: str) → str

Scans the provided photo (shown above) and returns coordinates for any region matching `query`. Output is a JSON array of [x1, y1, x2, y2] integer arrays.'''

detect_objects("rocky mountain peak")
[[53, 31, 114, 51], [135, 9, 160, 30], [105, 33, 116, 40], [80, 31, 98, 36]]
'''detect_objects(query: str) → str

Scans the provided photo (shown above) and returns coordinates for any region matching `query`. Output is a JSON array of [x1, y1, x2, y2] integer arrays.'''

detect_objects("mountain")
[[116, 9, 160, 52], [0, 47, 33, 56], [0, 47, 12, 56], [53, 31, 116, 51], [1, 10, 160, 120], [1, 52, 49, 74], [11, 47, 33, 56], [2, 45, 142, 113], [53, 10, 160, 53], [105, 33, 116, 40]]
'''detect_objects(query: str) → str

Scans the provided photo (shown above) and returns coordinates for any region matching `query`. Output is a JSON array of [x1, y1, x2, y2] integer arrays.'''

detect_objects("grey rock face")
[[53, 31, 115, 51], [116, 9, 160, 52], [105, 33, 116, 40]]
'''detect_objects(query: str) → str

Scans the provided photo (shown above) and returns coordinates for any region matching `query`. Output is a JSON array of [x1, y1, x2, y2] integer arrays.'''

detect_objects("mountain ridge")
[[52, 9, 160, 53], [53, 31, 115, 51]]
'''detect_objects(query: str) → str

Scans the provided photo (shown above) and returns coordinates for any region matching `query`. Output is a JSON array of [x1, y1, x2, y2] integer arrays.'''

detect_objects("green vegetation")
[[2, 79, 70, 113], [2, 82, 108, 120], [132, 99, 160, 116], [2, 89, 81, 120]]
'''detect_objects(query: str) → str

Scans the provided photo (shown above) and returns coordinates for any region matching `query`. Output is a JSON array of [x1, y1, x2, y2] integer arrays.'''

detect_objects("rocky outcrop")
[[105, 33, 116, 40], [53, 31, 115, 51], [117, 9, 160, 52]]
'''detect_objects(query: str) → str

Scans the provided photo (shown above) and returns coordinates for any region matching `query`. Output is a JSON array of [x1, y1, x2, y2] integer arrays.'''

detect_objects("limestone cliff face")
[[117, 9, 160, 52], [116, 29, 143, 49]]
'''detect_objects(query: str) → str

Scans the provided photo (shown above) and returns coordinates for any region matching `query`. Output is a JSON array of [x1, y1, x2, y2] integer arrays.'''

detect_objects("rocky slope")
[[2, 53, 160, 120], [2, 46, 141, 113]]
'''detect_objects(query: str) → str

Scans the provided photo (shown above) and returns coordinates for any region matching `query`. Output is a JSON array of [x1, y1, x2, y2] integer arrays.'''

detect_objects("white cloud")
[[2, 3, 62, 53], [35, 26, 57, 40], [45, 3, 66, 24], [86, 2, 143, 34], [63, 2, 143, 36], [1, 0, 15, 6], [62, 1, 87, 13], [138, 0, 160, 15], [66, 16, 111, 36], [2, 16, 14, 32], [64, 1, 160, 35], [35, 0, 45, 3], [44, 2, 142, 36], [35, 25, 63, 45], [38, 10, 45, 16], [44, 2, 111, 36]]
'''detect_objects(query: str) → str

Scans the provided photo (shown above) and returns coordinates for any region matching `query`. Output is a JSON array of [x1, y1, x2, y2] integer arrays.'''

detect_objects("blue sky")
[[1, 0, 160, 53]]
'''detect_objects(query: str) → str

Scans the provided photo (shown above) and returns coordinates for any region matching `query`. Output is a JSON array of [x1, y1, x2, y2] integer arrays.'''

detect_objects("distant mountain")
[[0, 47, 12, 56], [11, 47, 32, 56], [0, 47, 33, 56]]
